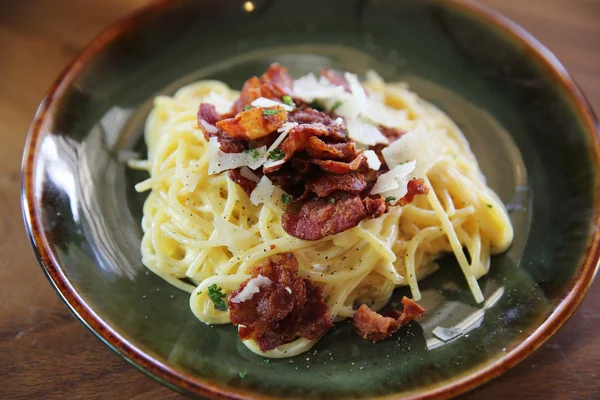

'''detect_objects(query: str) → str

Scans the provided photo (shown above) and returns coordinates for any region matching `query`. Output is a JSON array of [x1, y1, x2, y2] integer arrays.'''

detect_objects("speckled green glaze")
[[22, 0, 599, 399]]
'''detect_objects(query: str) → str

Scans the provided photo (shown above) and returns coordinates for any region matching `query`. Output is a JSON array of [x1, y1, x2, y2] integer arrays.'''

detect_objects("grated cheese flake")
[[251, 97, 294, 112], [292, 73, 345, 102], [370, 161, 416, 195], [230, 275, 273, 303], [208, 137, 267, 174], [199, 119, 218, 134], [346, 118, 389, 146], [239, 166, 260, 183], [363, 150, 381, 171], [382, 125, 437, 176], [250, 176, 275, 206]]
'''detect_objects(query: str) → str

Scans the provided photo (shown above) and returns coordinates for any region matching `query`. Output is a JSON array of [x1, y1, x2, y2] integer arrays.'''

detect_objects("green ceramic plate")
[[22, 0, 600, 399]]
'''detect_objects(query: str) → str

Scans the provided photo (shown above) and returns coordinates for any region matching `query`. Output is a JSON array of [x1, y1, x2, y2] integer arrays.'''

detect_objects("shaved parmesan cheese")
[[199, 119, 218, 134], [261, 122, 297, 170], [382, 125, 437, 176], [251, 97, 294, 112], [262, 159, 285, 170], [347, 118, 389, 146], [203, 91, 234, 114], [364, 101, 409, 128], [345, 72, 367, 116], [292, 73, 345, 102], [370, 161, 416, 195], [364, 150, 381, 171], [230, 275, 273, 303], [207, 137, 267, 174], [213, 217, 260, 255], [240, 166, 260, 183], [250, 176, 274, 206], [335, 117, 343, 126]]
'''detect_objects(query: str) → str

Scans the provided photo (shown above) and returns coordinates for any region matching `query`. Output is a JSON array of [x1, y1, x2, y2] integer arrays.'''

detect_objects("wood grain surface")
[[1, 1, 598, 399]]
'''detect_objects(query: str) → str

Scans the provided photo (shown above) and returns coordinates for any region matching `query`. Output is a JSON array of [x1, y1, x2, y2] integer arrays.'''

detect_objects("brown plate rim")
[[20, 0, 600, 399]]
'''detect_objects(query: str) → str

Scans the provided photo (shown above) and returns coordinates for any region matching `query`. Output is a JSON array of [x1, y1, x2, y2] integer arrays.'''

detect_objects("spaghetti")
[[132, 65, 513, 358]]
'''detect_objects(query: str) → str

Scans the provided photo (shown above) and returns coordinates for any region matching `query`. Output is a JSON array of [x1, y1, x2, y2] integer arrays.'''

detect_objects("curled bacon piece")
[[198, 103, 248, 153], [398, 178, 429, 206], [362, 195, 387, 219], [228, 253, 333, 352], [282, 192, 367, 241], [228, 169, 257, 196], [353, 297, 425, 342], [231, 63, 294, 114], [310, 152, 367, 174], [305, 172, 367, 198], [288, 108, 346, 141], [305, 137, 357, 160], [197, 103, 221, 128], [216, 106, 287, 140]]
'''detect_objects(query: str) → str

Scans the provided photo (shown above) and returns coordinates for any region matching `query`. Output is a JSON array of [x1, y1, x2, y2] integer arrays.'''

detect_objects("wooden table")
[[1, 1, 598, 399]]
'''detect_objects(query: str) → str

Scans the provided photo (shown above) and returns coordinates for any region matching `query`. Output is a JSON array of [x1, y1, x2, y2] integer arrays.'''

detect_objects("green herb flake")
[[281, 193, 292, 205], [196, 291, 202, 296], [328, 197, 336, 204], [263, 109, 281, 116], [282, 95, 294, 107], [244, 148, 260, 159], [309, 101, 325, 111], [207, 284, 227, 311], [239, 370, 247, 378], [385, 196, 397, 203], [268, 148, 285, 161], [331, 100, 343, 112], [263, 359, 270, 364], [244, 105, 253, 111], [487, 204, 493, 209]]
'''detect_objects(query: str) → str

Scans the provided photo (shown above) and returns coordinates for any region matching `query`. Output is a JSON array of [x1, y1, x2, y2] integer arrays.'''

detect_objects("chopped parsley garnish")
[[196, 290, 202, 296], [244, 148, 260, 159], [263, 109, 281, 115], [385, 196, 397, 203], [244, 105, 253, 111], [487, 204, 493, 209], [281, 193, 292, 205], [268, 148, 285, 161], [207, 284, 227, 311], [263, 359, 270, 364], [331, 100, 343, 112], [239, 370, 247, 378], [328, 197, 336, 204], [309, 101, 325, 111], [282, 95, 294, 107]]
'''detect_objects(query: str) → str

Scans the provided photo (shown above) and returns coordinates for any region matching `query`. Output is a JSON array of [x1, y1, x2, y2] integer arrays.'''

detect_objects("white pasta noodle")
[[133, 73, 513, 358]]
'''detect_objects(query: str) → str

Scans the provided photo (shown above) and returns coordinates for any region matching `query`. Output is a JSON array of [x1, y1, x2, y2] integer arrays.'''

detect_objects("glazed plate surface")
[[22, 0, 600, 399]]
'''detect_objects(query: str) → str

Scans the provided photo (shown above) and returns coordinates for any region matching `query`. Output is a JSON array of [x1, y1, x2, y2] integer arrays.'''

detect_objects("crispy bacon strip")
[[398, 178, 429, 206], [216, 106, 287, 140], [198, 103, 221, 127], [362, 195, 387, 219], [231, 64, 294, 114], [288, 108, 346, 141], [310, 153, 367, 174], [305, 172, 367, 198], [228, 253, 332, 352], [282, 192, 367, 240], [305, 137, 357, 160], [353, 297, 425, 342]]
